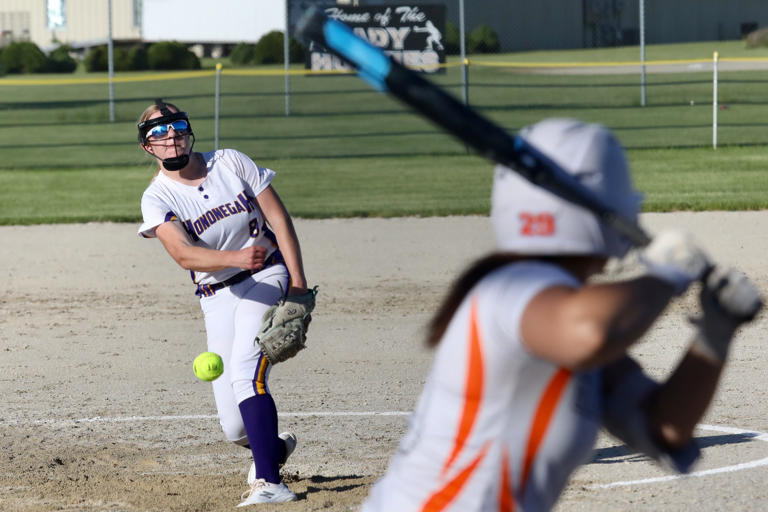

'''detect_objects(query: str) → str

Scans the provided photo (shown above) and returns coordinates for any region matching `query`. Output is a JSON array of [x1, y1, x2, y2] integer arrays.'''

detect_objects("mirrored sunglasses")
[[147, 119, 190, 140]]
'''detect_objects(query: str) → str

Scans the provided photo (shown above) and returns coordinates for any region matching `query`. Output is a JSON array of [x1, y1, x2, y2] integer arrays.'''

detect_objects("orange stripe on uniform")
[[441, 298, 486, 477], [421, 443, 490, 512], [419, 299, 486, 511], [520, 368, 572, 491], [498, 449, 515, 512]]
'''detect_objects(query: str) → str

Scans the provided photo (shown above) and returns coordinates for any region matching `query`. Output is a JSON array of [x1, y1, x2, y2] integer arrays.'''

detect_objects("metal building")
[[0, 0, 141, 51], [4, 0, 768, 54], [423, 0, 768, 51]]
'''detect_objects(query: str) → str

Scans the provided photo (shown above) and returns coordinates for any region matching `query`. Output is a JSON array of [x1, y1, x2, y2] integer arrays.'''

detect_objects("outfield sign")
[[306, 4, 446, 74]]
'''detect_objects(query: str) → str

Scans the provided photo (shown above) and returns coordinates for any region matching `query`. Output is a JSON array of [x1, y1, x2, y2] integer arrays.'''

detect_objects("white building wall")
[[5, 0, 768, 54], [142, 0, 286, 43], [0, 0, 141, 50]]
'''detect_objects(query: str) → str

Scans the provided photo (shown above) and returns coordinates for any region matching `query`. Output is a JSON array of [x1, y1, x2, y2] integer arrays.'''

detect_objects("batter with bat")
[[136, 99, 314, 506], [358, 119, 762, 511], [295, 10, 761, 509]]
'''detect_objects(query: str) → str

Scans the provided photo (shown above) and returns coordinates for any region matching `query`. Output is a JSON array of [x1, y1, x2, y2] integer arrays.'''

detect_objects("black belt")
[[195, 250, 284, 297]]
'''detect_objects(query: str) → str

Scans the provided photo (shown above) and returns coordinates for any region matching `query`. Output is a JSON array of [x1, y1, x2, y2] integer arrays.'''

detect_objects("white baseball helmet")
[[491, 118, 642, 257]]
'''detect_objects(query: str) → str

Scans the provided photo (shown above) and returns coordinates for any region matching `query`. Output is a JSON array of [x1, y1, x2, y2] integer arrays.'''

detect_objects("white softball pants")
[[198, 263, 289, 445]]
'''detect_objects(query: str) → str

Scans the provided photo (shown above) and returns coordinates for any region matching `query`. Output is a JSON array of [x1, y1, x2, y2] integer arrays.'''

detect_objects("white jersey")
[[363, 261, 602, 512], [138, 149, 279, 289]]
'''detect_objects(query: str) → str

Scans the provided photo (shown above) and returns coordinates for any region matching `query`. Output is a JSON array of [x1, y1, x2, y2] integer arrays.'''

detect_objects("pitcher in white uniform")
[[362, 118, 762, 512], [137, 99, 307, 506]]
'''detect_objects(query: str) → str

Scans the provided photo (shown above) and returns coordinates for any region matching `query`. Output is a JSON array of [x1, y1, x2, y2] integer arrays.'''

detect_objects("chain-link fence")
[[3, 58, 768, 171], [3, 1, 768, 170]]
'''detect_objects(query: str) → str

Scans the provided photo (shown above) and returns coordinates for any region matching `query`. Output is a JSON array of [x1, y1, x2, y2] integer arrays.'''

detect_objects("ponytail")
[[426, 253, 522, 347], [427, 253, 586, 347]]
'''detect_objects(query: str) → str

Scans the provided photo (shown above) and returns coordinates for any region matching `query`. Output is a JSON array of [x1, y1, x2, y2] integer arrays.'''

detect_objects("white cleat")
[[237, 479, 297, 506], [247, 432, 298, 486], [279, 431, 298, 465]]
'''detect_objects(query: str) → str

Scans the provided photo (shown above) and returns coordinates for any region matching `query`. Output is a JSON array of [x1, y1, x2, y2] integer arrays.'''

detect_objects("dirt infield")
[[2, 213, 768, 511]]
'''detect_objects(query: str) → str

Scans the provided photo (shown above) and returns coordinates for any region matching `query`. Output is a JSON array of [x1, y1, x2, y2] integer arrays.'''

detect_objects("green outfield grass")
[[1, 40, 767, 224], [1, 145, 766, 225], [471, 39, 768, 63]]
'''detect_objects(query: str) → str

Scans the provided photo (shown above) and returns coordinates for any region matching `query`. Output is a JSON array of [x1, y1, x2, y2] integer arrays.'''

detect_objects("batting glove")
[[691, 266, 763, 363], [639, 229, 710, 295]]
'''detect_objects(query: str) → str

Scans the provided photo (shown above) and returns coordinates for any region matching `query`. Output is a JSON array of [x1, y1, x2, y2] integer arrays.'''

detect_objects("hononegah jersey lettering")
[[138, 149, 277, 288], [363, 261, 601, 512]]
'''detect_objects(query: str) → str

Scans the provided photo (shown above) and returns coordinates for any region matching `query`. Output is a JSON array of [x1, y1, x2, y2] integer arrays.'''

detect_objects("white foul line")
[[587, 423, 768, 489], [8, 411, 411, 426], [9, 416, 766, 489]]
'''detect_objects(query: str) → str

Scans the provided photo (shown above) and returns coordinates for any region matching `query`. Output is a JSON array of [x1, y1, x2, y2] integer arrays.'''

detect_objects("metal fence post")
[[459, 0, 468, 105], [107, 0, 115, 122], [215, 63, 222, 150], [639, 0, 646, 107], [284, 0, 291, 116], [713, 52, 718, 149]]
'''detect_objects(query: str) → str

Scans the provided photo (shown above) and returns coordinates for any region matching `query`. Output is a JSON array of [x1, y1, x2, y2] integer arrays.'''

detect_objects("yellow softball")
[[193, 352, 224, 382]]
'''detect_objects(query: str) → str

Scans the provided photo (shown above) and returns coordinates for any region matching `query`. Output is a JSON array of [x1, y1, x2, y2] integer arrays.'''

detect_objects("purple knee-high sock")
[[238, 394, 287, 484]]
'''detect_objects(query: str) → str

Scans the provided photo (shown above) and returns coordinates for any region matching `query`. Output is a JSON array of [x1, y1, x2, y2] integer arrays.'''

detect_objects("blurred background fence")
[[3, 54, 768, 170], [3, 0, 768, 170]]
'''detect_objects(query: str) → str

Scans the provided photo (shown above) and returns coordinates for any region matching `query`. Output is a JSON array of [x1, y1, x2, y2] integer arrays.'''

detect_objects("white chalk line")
[[586, 423, 768, 489], [4, 411, 411, 426], [7, 415, 765, 489]]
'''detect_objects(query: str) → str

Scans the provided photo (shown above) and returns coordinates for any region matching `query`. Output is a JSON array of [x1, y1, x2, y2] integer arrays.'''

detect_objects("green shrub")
[[85, 44, 149, 72], [46, 44, 77, 73], [228, 34, 304, 66], [84, 45, 108, 71], [467, 25, 500, 54], [745, 27, 768, 48], [229, 42, 256, 66], [251, 31, 305, 64], [444, 20, 461, 55], [147, 41, 200, 70], [289, 36, 306, 63], [0, 41, 48, 73], [114, 46, 133, 71], [254, 31, 284, 64], [126, 45, 148, 70]]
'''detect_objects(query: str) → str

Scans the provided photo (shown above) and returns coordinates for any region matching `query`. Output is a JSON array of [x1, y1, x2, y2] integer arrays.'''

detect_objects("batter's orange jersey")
[[362, 261, 601, 511]]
